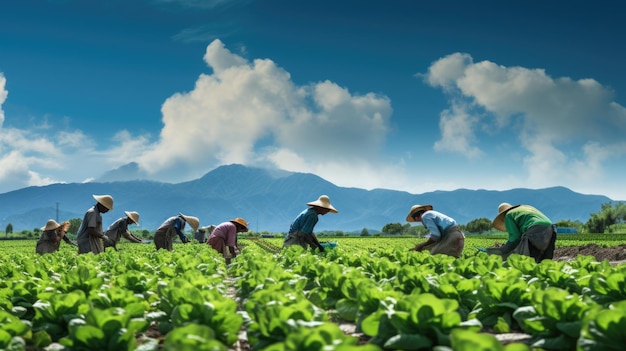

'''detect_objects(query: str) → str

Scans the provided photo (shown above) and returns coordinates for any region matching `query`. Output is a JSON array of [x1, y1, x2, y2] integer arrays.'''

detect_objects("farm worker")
[[284, 195, 338, 252], [77, 194, 115, 255], [36, 219, 74, 254], [207, 218, 248, 264], [194, 224, 216, 243], [154, 213, 199, 251], [103, 211, 143, 251], [488, 203, 556, 262], [406, 204, 465, 258]]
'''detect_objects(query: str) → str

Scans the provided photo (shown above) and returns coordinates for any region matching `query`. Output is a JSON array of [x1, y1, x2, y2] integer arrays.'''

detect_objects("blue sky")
[[1, 0, 625, 201]]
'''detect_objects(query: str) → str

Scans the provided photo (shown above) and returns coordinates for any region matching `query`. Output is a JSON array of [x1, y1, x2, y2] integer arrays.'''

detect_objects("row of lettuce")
[[0, 238, 625, 350]]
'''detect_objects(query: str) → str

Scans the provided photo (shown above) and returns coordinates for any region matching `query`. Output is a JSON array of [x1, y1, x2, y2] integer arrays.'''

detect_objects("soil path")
[[553, 243, 626, 264]]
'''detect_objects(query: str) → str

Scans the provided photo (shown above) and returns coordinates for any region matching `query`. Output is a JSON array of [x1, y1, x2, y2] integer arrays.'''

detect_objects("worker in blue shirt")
[[284, 195, 338, 252], [154, 213, 199, 251], [406, 204, 465, 258]]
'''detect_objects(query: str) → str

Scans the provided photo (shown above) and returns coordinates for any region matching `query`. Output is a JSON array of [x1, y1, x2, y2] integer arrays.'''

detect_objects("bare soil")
[[553, 243, 626, 264]]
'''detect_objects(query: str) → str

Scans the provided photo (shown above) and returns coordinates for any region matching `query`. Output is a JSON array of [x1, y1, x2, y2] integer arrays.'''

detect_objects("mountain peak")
[[95, 162, 149, 182]]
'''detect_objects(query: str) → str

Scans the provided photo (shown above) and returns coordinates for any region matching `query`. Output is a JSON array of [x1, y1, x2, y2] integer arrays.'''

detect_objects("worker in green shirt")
[[488, 202, 556, 262]]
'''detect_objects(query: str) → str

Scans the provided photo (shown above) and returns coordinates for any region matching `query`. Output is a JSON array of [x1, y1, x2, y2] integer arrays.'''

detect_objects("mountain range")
[[0, 164, 615, 233]]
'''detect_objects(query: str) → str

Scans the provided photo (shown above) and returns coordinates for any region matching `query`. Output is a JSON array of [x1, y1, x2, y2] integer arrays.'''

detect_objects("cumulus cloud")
[[0, 74, 111, 193], [0, 74, 6, 126], [136, 39, 393, 184], [424, 52, 626, 189], [433, 101, 483, 158]]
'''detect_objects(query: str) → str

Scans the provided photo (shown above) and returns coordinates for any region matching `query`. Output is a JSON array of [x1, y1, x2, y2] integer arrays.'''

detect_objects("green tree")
[[584, 202, 626, 233], [405, 224, 429, 237], [465, 217, 493, 234], [360, 228, 370, 236], [68, 218, 82, 234], [5, 223, 12, 237], [381, 222, 403, 235]]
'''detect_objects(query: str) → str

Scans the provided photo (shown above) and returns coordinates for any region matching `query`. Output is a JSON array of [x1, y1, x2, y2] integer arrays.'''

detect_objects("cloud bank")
[[1, 45, 625, 200], [424, 52, 626, 191], [134, 39, 395, 184]]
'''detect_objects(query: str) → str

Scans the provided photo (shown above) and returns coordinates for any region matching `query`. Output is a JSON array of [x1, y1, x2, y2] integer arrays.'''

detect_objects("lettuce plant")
[[0, 309, 29, 351], [32, 290, 89, 341], [243, 289, 327, 350], [262, 322, 382, 351], [59, 306, 149, 351], [513, 287, 590, 350], [361, 293, 480, 350], [578, 300, 626, 351]]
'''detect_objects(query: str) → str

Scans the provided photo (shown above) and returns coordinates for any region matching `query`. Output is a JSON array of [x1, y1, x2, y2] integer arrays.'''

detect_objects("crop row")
[[1, 238, 625, 350]]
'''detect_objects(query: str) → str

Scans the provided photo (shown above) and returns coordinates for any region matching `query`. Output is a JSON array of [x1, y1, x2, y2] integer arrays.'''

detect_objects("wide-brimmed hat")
[[125, 211, 140, 225], [41, 219, 70, 232], [230, 217, 249, 232], [492, 202, 521, 231], [406, 204, 434, 222], [93, 194, 114, 210], [306, 195, 338, 213], [179, 213, 200, 232]]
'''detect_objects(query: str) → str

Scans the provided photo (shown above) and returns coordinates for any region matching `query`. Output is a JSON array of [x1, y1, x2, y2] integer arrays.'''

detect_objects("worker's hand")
[[318, 245, 325, 253], [493, 242, 501, 247], [412, 244, 425, 252]]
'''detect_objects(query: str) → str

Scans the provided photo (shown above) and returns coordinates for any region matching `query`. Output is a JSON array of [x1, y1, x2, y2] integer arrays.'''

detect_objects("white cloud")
[[136, 39, 393, 182], [0, 74, 6, 126], [433, 101, 483, 158], [2, 44, 626, 201], [424, 52, 626, 195]]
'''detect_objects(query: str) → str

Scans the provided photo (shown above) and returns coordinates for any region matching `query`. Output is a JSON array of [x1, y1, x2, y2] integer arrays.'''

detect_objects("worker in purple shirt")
[[406, 204, 465, 258], [154, 213, 199, 251], [207, 218, 248, 264], [284, 195, 338, 252]]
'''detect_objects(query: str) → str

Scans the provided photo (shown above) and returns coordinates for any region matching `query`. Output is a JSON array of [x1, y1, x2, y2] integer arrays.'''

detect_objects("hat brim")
[[492, 204, 521, 231], [230, 220, 249, 232], [306, 202, 338, 213], [406, 205, 433, 222], [125, 211, 139, 225]]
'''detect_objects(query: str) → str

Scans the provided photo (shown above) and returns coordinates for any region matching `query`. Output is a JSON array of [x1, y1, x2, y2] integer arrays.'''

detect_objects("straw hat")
[[125, 211, 140, 225], [93, 194, 114, 210], [306, 195, 338, 213], [492, 202, 521, 231], [230, 217, 249, 232], [41, 219, 70, 232], [406, 204, 434, 222], [179, 213, 200, 232]]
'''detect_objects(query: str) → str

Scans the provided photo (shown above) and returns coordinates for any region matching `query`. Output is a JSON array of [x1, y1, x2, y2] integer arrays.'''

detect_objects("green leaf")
[[162, 324, 227, 351], [336, 298, 358, 322], [450, 329, 504, 351], [384, 333, 432, 350]]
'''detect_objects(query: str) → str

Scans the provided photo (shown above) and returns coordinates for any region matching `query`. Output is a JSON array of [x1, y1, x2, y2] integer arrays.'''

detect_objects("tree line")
[[378, 201, 626, 236], [3, 202, 626, 239]]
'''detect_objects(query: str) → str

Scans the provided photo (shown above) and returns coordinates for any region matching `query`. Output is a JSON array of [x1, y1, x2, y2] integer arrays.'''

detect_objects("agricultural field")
[[1, 236, 626, 351]]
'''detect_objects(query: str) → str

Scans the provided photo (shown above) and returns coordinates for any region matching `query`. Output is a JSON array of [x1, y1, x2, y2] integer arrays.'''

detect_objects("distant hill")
[[0, 164, 614, 233]]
